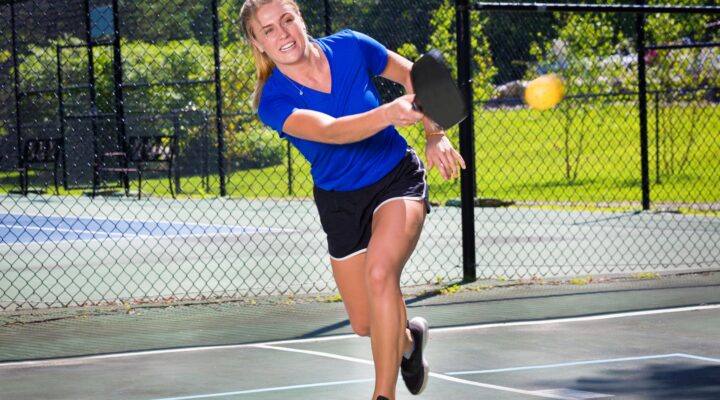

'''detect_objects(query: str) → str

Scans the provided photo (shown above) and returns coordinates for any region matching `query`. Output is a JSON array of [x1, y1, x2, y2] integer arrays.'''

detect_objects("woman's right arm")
[[281, 94, 423, 145]]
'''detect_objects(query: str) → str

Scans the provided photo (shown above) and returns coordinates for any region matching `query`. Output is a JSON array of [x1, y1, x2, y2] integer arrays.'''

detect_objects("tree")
[[527, 12, 631, 184], [645, 0, 718, 178], [397, 0, 497, 102]]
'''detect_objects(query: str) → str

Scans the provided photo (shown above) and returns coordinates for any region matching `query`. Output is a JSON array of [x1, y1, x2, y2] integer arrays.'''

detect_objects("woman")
[[239, 1, 465, 398]]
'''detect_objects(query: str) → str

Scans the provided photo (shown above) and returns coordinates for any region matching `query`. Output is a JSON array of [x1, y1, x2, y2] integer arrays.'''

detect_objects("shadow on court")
[[1, 272, 719, 399], [566, 363, 720, 399]]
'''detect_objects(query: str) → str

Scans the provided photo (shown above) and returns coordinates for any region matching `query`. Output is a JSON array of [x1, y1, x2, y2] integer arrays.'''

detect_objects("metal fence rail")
[[1, 0, 718, 310]]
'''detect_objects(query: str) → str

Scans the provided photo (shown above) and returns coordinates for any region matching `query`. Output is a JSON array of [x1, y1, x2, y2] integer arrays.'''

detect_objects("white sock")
[[403, 336, 415, 359]]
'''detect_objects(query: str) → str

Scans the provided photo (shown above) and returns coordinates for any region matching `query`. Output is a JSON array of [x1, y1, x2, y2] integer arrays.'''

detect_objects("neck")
[[278, 41, 323, 84]]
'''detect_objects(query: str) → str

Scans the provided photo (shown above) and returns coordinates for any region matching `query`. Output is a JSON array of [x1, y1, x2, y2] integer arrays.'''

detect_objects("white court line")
[[2, 212, 295, 234], [0, 212, 295, 247], [256, 344, 571, 399], [253, 344, 373, 366], [674, 353, 720, 363], [430, 304, 720, 334], [445, 353, 710, 376], [427, 373, 571, 399], [1, 304, 718, 369], [152, 378, 375, 400], [146, 351, 720, 400], [0, 224, 125, 238]]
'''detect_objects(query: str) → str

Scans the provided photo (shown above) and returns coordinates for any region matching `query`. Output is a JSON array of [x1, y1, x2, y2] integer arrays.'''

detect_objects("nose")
[[279, 24, 290, 39]]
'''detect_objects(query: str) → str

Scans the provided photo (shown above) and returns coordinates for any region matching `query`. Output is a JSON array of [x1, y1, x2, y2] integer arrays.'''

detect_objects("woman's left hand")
[[425, 134, 466, 180]]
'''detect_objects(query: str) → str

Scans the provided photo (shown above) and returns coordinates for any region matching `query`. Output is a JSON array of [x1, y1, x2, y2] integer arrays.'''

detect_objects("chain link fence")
[[1, 0, 718, 311], [463, 2, 719, 280]]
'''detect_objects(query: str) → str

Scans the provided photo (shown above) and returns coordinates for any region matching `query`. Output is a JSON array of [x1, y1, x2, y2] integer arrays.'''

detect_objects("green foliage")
[[396, 43, 419, 61], [645, 0, 719, 92], [122, 1, 212, 43], [221, 41, 258, 114], [527, 1, 719, 95], [570, 276, 593, 285], [218, 0, 244, 44], [524, 7, 719, 185], [526, 14, 630, 184], [0, 49, 10, 63], [226, 120, 284, 172], [15, 36, 276, 170], [420, 0, 497, 101], [327, 0, 443, 54], [528, 13, 631, 94], [632, 272, 659, 280]]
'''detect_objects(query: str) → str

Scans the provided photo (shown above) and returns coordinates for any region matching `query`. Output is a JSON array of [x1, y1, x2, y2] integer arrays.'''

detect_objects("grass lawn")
[[3, 102, 718, 214]]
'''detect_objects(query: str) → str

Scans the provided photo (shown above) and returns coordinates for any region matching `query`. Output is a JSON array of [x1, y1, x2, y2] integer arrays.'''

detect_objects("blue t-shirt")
[[258, 29, 408, 191]]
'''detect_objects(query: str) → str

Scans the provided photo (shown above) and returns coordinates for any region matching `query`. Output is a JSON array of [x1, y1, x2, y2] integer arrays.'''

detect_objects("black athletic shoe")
[[401, 316, 429, 395]]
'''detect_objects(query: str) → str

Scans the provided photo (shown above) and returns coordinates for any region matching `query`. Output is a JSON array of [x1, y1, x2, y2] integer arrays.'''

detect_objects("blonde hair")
[[240, 0, 302, 111]]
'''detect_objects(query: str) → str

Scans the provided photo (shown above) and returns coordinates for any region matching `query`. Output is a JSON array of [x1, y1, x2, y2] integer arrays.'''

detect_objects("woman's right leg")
[[331, 254, 371, 337], [331, 254, 413, 399]]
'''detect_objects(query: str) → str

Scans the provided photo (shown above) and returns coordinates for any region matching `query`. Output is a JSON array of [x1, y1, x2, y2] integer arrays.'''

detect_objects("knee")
[[350, 321, 370, 337], [366, 262, 397, 295]]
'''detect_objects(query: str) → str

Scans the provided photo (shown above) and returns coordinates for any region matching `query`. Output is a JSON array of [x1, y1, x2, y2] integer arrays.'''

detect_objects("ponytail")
[[248, 44, 275, 112], [240, 0, 301, 111]]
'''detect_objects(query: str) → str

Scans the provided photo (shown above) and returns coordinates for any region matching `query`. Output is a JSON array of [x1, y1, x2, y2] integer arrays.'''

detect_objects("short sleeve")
[[257, 86, 296, 138], [350, 30, 388, 77]]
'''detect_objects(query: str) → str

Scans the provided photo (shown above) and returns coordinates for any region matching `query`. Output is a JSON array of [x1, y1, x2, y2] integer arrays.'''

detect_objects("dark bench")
[[93, 135, 177, 199], [17, 138, 62, 195]]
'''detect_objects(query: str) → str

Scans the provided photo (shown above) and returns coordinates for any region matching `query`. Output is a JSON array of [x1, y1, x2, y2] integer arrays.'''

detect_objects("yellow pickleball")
[[524, 74, 565, 111]]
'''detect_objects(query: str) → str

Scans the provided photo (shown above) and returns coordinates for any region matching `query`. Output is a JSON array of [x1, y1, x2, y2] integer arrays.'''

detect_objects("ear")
[[251, 38, 266, 54]]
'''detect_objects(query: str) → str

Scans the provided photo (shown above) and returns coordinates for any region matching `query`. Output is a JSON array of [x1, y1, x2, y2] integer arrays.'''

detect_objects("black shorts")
[[313, 147, 431, 260]]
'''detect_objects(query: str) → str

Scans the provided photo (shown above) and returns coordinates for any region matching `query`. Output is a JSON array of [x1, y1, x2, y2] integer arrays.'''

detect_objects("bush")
[[225, 123, 284, 172]]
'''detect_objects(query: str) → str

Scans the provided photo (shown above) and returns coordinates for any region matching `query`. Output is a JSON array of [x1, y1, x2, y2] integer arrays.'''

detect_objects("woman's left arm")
[[380, 51, 466, 180]]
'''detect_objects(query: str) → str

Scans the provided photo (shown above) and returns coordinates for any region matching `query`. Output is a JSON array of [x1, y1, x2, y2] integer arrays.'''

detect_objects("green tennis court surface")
[[1, 273, 719, 399]]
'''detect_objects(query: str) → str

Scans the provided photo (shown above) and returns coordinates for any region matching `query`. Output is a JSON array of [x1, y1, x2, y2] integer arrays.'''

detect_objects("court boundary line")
[[152, 378, 375, 400], [146, 351, 720, 400], [0, 212, 294, 247], [429, 303, 720, 334], [1, 212, 295, 233], [1, 211, 294, 234], [445, 353, 720, 376], [163, 344, 572, 400], [0, 304, 717, 369]]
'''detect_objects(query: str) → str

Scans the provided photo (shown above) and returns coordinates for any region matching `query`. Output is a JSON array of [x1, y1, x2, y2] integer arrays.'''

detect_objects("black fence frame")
[[3, 1, 719, 284], [456, 1, 720, 281], [5, 0, 237, 196]]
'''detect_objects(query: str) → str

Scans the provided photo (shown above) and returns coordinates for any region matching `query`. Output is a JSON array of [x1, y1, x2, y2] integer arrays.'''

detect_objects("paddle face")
[[411, 50, 468, 130]]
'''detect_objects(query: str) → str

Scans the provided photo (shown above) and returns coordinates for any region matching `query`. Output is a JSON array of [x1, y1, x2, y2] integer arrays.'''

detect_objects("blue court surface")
[[0, 213, 288, 244]]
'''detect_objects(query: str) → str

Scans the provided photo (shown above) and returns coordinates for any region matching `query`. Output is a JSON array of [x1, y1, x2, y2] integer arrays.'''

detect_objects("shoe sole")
[[409, 317, 430, 395]]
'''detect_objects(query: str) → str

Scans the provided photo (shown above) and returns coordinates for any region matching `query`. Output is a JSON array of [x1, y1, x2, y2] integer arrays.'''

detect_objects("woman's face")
[[248, 1, 307, 66]]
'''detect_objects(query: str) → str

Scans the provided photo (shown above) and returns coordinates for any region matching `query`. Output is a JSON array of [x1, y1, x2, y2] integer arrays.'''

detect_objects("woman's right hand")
[[383, 94, 424, 128]]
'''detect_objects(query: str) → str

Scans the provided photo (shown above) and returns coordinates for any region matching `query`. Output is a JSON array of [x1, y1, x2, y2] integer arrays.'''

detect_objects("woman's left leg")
[[365, 198, 426, 399]]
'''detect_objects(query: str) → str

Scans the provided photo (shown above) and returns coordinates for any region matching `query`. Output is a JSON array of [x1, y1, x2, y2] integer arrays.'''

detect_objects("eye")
[[282, 16, 293, 25], [263, 27, 274, 36]]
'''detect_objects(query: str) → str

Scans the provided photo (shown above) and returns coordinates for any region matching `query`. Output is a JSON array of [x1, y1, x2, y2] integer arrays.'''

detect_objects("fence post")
[[55, 44, 67, 190], [211, 0, 227, 196], [324, 0, 332, 36], [11, 2, 24, 192], [287, 141, 293, 196], [110, 0, 130, 194], [654, 91, 661, 184], [456, 0, 476, 282], [172, 111, 182, 193], [83, 0, 101, 193], [636, 3, 651, 210]]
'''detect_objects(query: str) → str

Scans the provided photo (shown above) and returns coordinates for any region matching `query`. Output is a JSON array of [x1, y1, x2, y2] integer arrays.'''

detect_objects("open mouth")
[[280, 41, 296, 52]]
